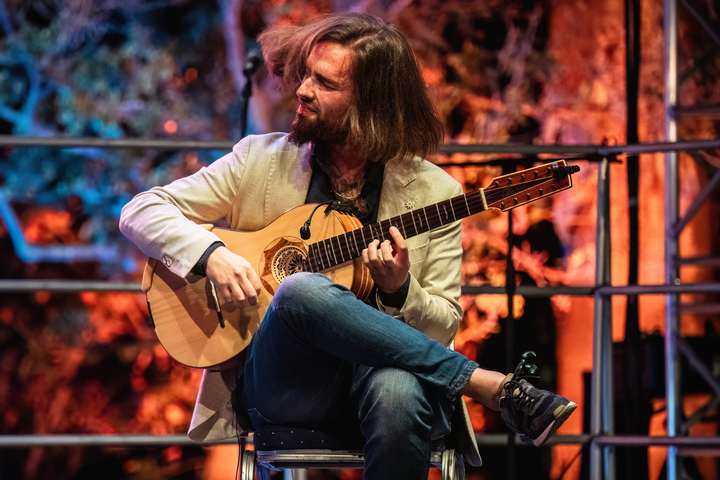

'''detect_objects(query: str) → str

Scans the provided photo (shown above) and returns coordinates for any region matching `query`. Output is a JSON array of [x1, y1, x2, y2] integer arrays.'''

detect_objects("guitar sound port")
[[272, 245, 308, 283]]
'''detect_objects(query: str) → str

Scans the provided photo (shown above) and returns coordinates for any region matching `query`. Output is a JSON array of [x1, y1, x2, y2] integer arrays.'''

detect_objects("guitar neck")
[[305, 160, 577, 273], [305, 189, 486, 272]]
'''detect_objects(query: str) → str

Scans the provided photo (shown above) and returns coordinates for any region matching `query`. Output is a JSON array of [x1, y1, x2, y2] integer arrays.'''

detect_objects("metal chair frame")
[[240, 446, 466, 480]]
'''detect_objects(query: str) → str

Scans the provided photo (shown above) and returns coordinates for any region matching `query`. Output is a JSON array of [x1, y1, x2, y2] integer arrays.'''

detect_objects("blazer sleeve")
[[119, 140, 252, 279]]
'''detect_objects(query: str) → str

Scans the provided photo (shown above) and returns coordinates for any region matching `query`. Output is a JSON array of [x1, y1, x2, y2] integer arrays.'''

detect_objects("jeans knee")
[[274, 272, 330, 306], [358, 368, 432, 439]]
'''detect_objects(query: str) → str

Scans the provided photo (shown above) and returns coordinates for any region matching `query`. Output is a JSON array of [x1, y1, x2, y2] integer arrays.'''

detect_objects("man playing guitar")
[[120, 14, 576, 478]]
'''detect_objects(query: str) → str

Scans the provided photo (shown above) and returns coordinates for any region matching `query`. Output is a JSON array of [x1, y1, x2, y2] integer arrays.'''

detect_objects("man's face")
[[289, 42, 355, 145]]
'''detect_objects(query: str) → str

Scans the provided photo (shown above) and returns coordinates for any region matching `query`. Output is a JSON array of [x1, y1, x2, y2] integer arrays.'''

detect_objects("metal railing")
[[0, 433, 592, 448]]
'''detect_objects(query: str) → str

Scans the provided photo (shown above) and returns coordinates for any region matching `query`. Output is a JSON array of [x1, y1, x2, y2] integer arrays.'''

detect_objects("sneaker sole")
[[525, 401, 578, 447]]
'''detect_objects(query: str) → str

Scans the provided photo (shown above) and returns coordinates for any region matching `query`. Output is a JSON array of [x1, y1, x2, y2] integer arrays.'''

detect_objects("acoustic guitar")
[[142, 160, 580, 369]]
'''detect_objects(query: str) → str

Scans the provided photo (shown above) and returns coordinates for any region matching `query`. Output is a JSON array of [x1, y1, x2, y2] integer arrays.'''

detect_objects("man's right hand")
[[205, 246, 262, 307]]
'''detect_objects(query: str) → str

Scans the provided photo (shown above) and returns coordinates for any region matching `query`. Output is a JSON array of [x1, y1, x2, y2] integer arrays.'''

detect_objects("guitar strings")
[[304, 168, 563, 272], [305, 190, 487, 272]]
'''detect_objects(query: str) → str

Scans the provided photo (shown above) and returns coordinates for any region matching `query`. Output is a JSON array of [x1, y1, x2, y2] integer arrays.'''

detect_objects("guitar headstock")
[[482, 160, 580, 212]]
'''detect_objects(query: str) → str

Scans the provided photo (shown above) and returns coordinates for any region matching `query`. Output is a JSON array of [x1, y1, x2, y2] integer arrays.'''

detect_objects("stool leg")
[[441, 448, 466, 480], [284, 470, 307, 480], [240, 450, 256, 480]]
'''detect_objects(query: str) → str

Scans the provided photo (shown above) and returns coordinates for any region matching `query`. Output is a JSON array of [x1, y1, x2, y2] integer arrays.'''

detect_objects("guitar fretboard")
[[304, 189, 488, 272], [302, 161, 575, 273]]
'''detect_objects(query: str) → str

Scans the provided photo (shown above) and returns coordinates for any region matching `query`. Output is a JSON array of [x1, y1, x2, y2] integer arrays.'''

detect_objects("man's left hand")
[[362, 226, 410, 294]]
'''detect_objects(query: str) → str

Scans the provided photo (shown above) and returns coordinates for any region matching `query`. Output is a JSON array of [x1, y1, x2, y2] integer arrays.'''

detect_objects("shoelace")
[[503, 351, 541, 412]]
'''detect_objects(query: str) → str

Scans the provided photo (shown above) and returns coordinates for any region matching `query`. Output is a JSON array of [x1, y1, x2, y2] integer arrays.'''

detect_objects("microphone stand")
[[240, 53, 263, 138], [240, 69, 253, 138]]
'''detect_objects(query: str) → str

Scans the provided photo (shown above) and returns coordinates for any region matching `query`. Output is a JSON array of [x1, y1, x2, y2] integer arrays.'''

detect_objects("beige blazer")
[[119, 133, 464, 442]]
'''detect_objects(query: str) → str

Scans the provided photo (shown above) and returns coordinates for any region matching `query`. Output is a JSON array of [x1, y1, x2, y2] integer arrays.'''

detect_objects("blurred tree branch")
[[0, 0, 42, 133]]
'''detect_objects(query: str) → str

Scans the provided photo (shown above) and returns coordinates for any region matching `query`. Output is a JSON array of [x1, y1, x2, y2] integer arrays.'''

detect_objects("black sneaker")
[[499, 352, 577, 447]]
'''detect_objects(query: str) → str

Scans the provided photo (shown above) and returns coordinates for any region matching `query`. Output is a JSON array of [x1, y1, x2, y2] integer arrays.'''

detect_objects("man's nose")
[[297, 77, 313, 101]]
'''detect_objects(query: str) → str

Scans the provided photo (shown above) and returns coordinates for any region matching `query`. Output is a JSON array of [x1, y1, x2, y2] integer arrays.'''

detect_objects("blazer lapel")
[[263, 143, 314, 223]]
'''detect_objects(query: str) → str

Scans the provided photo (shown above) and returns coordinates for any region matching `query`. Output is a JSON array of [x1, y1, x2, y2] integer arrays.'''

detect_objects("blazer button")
[[162, 255, 173, 267]]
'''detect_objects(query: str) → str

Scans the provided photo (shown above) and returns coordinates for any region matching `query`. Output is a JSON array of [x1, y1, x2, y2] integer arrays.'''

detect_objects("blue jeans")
[[238, 273, 478, 479]]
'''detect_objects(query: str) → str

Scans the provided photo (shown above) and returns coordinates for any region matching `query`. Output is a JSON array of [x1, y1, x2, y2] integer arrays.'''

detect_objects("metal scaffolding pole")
[[591, 156, 614, 479], [664, 0, 681, 478], [0, 433, 590, 449], [1, 135, 718, 156]]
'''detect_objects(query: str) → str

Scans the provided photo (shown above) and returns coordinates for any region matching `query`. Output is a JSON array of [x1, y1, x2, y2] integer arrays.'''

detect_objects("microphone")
[[299, 201, 334, 240], [243, 48, 264, 77], [300, 221, 311, 240]]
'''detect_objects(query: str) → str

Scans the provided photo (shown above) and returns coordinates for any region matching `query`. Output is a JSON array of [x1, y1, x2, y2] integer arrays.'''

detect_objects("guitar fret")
[[463, 194, 471, 217], [468, 191, 484, 215], [399, 215, 407, 237], [314, 248, 322, 271], [390, 218, 402, 236], [430, 208, 438, 230], [306, 247, 315, 272], [314, 244, 325, 271], [343, 234, 353, 258], [448, 198, 456, 220], [316, 246, 323, 272], [409, 212, 419, 236], [340, 235, 349, 261], [415, 212, 424, 232], [309, 246, 317, 271], [331, 236, 341, 264], [427, 205, 439, 230], [422, 207, 429, 230], [352, 230, 361, 255], [311, 249, 319, 272], [318, 242, 327, 270], [433, 204, 443, 228], [371, 223, 381, 241], [335, 235, 346, 263], [325, 239, 334, 267], [381, 219, 391, 241], [410, 210, 417, 236]]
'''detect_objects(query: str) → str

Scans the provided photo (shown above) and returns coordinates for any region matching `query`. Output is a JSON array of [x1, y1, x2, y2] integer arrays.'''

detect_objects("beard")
[[288, 109, 351, 146]]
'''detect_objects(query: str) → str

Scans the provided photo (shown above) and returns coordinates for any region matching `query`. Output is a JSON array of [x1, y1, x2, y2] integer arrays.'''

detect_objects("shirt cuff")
[[190, 241, 225, 277], [377, 273, 411, 308]]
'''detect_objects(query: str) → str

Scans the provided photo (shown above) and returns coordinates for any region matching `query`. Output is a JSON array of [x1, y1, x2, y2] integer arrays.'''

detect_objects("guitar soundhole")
[[272, 245, 307, 282]]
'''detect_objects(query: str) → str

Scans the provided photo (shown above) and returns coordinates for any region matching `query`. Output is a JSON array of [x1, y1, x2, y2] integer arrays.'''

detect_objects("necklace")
[[330, 175, 364, 203], [312, 147, 367, 203], [332, 187, 362, 202]]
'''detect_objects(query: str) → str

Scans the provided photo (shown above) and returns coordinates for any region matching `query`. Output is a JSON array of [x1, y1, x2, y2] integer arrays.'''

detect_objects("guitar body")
[[144, 204, 373, 369]]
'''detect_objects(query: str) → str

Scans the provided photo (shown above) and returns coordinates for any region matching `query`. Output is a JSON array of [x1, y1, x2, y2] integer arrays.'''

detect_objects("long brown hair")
[[258, 14, 443, 164]]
